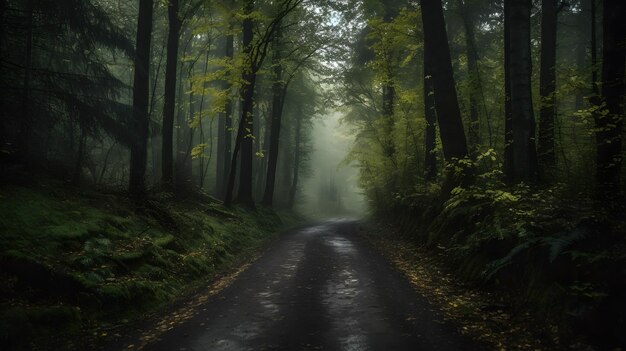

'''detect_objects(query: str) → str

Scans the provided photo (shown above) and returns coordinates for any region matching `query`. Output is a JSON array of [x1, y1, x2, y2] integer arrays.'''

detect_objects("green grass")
[[0, 182, 301, 350]]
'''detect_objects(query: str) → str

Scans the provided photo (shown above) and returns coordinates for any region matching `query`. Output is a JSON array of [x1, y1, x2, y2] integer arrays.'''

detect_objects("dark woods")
[[1, 0, 626, 347], [0, 0, 321, 209]]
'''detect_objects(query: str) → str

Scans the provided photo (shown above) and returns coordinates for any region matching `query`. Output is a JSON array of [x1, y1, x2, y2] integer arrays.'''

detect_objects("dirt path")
[[114, 219, 479, 350]]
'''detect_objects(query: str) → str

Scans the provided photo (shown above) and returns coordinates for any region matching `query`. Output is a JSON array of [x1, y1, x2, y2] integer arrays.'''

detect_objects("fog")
[[295, 110, 366, 219]]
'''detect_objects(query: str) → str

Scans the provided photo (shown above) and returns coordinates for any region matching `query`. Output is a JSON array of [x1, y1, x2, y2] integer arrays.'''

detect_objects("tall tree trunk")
[[72, 119, 86, 185], [575, 5, 587, 110], [225, 0, 255, 206], [381, 83, 395, 158], [161, 0, 181, 189], [253, 95, 264, 198], [538, 0, 558, 180], [507, 0, 537, 183], [458, 0, 481, 157], [595, 0, 626, 198], [423, 46, 438, 181], [215, 25, 234, 199], [175, 86, 194, 194], [18, 0, 34, 162], [288, 111, 302, 209], [381, 5, 398, 159], [420, 0, 469, 166], [262, 28, 285, 206], [129, 0, 154, 196], [503, 2, 515, 181], [590, 0, 599, 97]]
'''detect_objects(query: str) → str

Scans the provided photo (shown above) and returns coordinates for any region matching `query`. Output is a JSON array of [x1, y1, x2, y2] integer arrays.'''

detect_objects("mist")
[[295, 110, 366, 219]]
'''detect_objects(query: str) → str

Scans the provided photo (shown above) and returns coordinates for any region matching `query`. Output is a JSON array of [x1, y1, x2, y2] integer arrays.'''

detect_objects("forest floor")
[[362, 222, 595, 351], [0, 177, 302, 351]]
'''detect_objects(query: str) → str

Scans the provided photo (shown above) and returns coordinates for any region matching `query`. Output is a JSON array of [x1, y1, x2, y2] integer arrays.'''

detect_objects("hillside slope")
[[0, 181, 300, 350]]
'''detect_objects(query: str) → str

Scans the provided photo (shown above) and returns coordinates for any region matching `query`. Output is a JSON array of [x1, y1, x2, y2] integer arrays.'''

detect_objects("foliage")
[[0, 180, 300, 350]]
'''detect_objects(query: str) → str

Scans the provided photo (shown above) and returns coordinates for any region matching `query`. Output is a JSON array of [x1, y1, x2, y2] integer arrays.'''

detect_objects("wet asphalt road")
[[141, 219, 478, 351]]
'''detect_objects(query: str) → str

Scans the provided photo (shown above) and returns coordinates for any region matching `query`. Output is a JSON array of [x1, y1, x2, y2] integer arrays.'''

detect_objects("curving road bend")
[[141, 219, 478, 351]]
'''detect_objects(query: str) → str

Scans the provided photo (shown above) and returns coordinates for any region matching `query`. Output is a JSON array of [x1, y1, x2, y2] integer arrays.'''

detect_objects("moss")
[[0, 181, 299, 350]]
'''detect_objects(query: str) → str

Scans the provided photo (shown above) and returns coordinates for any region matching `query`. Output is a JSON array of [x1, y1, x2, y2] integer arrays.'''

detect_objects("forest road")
[[140, 219, 478, 351]]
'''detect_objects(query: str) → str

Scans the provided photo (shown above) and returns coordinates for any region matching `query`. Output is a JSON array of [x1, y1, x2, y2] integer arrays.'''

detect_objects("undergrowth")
[[373, 169, 626, 349], [0, 180, 300, 350]]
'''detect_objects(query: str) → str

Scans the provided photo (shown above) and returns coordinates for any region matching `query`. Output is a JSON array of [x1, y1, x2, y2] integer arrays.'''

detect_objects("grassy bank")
[[0, 180, 301, 350], [370, 183, 626, 349]]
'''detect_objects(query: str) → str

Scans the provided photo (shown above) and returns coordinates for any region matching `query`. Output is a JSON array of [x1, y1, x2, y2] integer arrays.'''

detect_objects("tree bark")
[[381, 83, 395, 157], [423, 45, 437, 181], [215, 15, 234, 199], [161, 0, 181, 189], [129, 0, 154, 196], [225, 0, 255, 207], [538, 0, 558, 180], [595, 0, 626, 198], [17, 0, 34, 162], [262, 28, 285, 206], [420, 0, 469, 163], [507, 0, 537, 183], [591, 0, 599, 97], [458, 0, 481, 157], [503, 2, 515, 181], [175, 74, 195, 194], [288, 111, 302, 209]]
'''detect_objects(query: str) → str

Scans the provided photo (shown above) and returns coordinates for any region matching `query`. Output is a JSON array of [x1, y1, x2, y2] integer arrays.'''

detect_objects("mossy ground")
[[0, 181, 301, 350]]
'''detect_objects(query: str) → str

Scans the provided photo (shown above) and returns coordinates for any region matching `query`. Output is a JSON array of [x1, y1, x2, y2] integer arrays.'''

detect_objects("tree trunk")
[[381, 4, 398, 159], [575, 5, 587, 110], [423, 45, 437, 181], [72, 119, 86, 185], [507, 0, 537, 183], [225, 0, 255, 207], [17, 0, 34, 162], [503, 2, 515, 181], [262, 28, 285, 206], [381, 83, 395, 158], [591, 0, 599, 97], [595, 0, 626, 198], [458, 0, 481, 157], [288, 111, 302, 209], [129, 0, 154, 196], [215, 31, 234, 199], [420, 0, 469, 163], [175, 78, 195, 194], [161, 0, 180, 189], [538, 0, 558, 180]]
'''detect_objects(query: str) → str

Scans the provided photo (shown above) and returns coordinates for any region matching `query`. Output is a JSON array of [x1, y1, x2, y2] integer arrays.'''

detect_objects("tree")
[[17, 0, 34, 162], [224, 0, 303, 206], [261, 16, 322, 206], [595, 0, 625, 199], [129, 0, 154, 196], [457, 0, 482, 157], [423, 43, 438, 181], [420, 0, 469, 166], [261, 27, 285, 206], [503, 0, 515, 181], [161, 0, 181, 189], [506, 0, 537, 183], [288, 107, 303, 208], [537, 0, 561, 180], [215, 33, 234, 200], [230, 0, 256, 206]]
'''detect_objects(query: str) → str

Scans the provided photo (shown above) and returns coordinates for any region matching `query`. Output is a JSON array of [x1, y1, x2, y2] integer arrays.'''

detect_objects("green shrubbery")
[[374, 165, 626, 347], [0, 182, 298, 350]]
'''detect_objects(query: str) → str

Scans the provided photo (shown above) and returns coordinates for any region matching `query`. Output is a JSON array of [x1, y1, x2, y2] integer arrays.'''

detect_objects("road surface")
[[138, 219, 478, 350]]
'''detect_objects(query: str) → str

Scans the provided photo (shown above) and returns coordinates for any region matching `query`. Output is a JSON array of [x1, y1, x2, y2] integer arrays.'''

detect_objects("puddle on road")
[[325, 236, 356, 255], [324, 267, 370, 351]]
